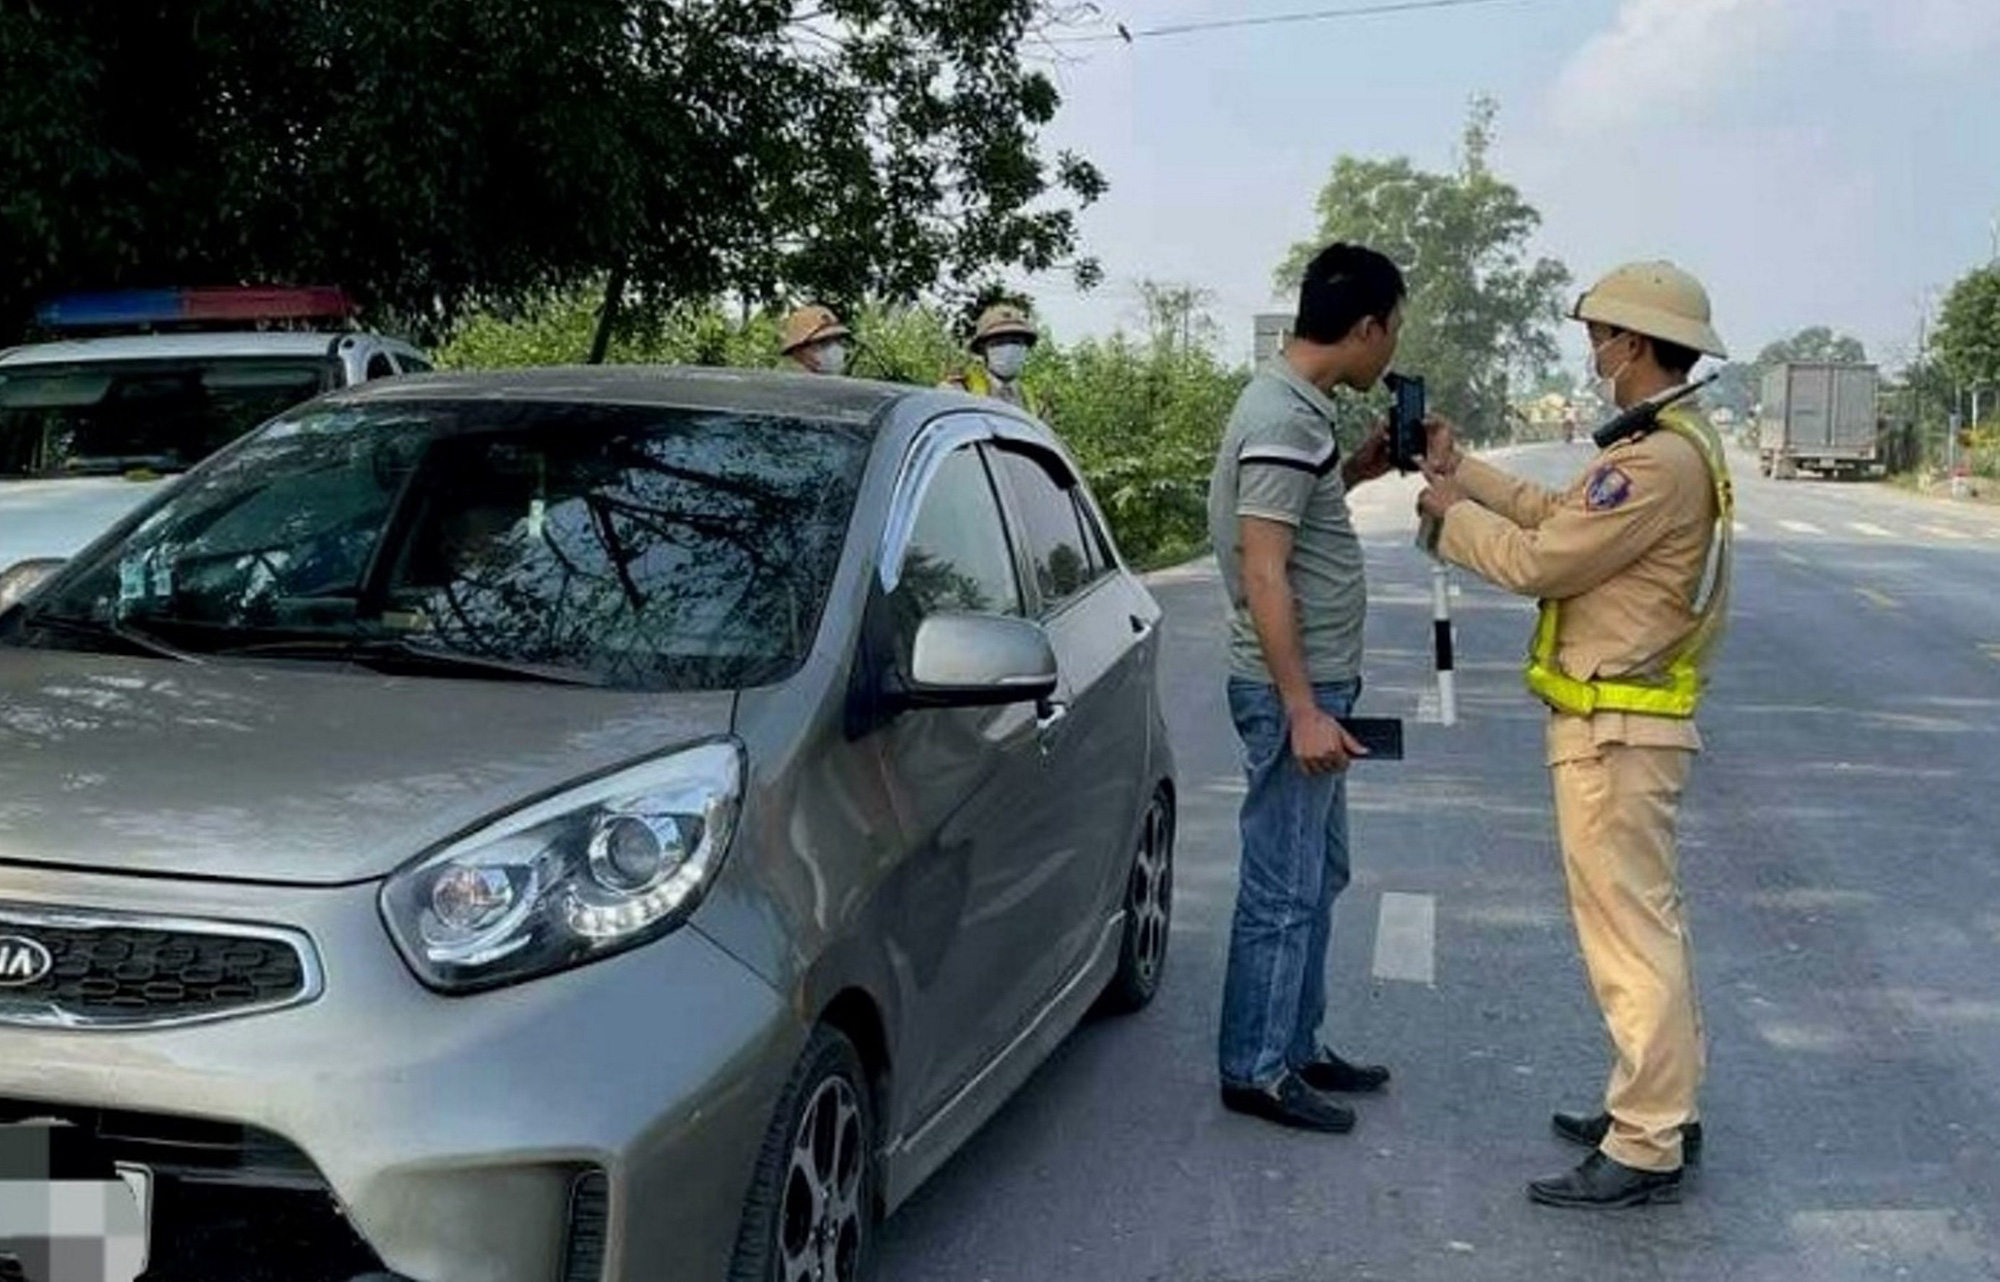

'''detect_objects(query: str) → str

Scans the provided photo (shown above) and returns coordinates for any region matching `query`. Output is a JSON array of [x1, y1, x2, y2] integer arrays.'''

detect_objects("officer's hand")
[[1423, 415, 1461, 473], [1416, 463, 1469, 520], [1290, 706, 1368, 775], [1345, 419, 1394, 488]]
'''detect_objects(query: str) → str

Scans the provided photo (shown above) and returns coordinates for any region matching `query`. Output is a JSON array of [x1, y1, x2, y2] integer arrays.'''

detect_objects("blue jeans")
[[1218, 676, 1359, 1090]]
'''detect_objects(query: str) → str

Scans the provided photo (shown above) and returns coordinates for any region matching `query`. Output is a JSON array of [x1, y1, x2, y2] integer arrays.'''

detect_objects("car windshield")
[[0, 355, 335, 478], [3, 397, 873, 691]]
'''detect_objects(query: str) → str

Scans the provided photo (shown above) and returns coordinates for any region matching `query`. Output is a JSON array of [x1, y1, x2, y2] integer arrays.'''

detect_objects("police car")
[[0, 286, 428, 585]]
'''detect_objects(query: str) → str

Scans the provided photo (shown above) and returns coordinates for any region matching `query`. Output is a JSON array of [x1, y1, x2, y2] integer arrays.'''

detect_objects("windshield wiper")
[[218, 635, 609, 687], [21, 610, 203, 664]]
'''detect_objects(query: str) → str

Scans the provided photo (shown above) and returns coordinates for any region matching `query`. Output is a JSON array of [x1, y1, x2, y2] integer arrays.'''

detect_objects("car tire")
[[728, 1025, 876, 1282], [1098, 789, 1174, 1015]]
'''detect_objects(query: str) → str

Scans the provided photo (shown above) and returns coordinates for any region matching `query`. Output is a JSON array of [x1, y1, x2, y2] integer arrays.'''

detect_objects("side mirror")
[[899, 613, 1058, 710], [0, 558, 65, 614]]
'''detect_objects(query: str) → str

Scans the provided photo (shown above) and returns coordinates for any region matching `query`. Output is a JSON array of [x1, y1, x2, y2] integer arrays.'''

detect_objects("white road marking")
[[1849, 522, 1896, 538], [1372, 892, 1436, 986], [1732, 521, 1749, 535], [1921, 525, 1973, 541], [1779, 519, 1825, 535]]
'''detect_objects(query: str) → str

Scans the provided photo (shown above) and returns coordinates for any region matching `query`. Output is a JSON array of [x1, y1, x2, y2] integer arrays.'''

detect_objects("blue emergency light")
[[35, 286, 356, 330]]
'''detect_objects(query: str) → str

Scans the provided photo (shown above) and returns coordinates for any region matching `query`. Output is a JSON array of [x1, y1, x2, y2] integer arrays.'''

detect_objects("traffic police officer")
[[779, 304, 853, 375], [1416, 261, 1734, 1209], [948, 303, 1045, 416]]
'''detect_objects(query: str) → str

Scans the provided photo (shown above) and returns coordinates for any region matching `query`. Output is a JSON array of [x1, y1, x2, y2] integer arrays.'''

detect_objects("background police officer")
[[778, 304, 853, 375], [948, 303, 1044, 415], [1416, 261, 1734, 1209]]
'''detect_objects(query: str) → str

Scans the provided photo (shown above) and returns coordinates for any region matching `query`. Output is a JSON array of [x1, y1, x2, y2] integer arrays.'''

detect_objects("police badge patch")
[[1585, 466, 1633, 511]]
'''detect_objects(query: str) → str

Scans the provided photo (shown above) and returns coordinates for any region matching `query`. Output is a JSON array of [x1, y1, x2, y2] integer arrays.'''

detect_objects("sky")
[[1021, 0, 2000, 376]]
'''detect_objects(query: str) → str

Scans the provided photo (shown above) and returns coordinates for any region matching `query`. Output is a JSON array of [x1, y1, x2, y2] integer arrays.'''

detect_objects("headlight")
[[380, 740, 744, 992]]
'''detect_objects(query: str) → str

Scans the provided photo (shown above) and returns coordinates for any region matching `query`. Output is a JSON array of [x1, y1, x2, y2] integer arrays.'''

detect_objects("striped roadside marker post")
[[1431, 560, 1457, 726]]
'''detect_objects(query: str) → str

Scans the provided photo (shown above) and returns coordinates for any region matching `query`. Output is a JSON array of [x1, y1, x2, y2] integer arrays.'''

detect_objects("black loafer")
[[1552, 1110, 1703, 1166], [1220, 1072, 1356, 1133], [1295, 1049, 1391, 1095], [1528, 1151, 1682, 1209]]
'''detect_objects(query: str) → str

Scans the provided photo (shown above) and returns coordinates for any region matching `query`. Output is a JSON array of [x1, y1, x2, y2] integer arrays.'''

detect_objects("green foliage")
[[0, 0, 1105, 344], [1036, 334, 1247, 569], [1935, 266, 2000, 392], [1706, 362, 1759, 418], [1276, 96, 1569, 439], [1754, 326, 1869, 367], [437, 291, 960, 380]]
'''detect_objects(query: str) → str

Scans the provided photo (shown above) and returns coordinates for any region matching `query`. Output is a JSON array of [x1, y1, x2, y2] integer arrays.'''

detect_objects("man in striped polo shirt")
[[1208, 242, 1448, 1134]]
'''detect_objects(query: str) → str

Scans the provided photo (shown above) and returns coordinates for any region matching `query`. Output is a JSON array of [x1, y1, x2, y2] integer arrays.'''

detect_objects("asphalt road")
[[876, 442, 2000, 1282]]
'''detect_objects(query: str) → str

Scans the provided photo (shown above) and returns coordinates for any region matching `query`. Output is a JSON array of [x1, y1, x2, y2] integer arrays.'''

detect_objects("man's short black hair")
[[1293, 243, 1406, 345]]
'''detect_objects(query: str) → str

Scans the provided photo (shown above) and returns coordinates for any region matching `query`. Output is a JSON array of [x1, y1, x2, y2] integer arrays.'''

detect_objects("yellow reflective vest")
[[1523, 407, 1734, 719], [956, 364, 1045, 419]]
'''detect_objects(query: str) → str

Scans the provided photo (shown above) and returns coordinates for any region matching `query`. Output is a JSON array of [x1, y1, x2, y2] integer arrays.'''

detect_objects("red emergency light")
[[35, 286, 357, 330]]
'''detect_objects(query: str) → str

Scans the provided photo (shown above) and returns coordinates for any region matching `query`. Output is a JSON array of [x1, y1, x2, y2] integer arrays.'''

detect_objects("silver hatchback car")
[[0, 369, 1176, 1282]]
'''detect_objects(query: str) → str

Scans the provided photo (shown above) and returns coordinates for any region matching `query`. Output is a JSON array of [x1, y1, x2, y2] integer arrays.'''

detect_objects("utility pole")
[[1949, 384, 1962, 487]]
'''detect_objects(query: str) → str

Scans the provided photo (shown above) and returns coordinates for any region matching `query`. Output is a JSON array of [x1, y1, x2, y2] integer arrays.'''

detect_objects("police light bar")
[[35, 287, 356, 330]]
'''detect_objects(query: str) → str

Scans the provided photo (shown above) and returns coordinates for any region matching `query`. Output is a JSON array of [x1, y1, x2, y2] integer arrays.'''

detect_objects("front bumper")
[[0, 863, 802, 1282]]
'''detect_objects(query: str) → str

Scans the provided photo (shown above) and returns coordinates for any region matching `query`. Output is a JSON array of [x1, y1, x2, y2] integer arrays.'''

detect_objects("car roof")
[[0, 332, 408, 365], [328, 364, 980, 430]]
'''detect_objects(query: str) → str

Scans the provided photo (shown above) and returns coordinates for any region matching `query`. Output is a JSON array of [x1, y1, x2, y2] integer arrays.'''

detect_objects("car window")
[[992, 447, 1102, 613], [364, 353, 397, 380], [1073, 491, 1114, 577], [894, 445, 1021, 622], [8, 399, 873, 692], [395, 352, 433, 374], [0, 357, 336, 478]]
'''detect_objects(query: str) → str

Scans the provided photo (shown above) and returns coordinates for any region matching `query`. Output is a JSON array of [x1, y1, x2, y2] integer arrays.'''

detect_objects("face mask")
[[1586, 335, 1635, 407], [814, 341, 849, 377], [984, 342, 1029, 381]]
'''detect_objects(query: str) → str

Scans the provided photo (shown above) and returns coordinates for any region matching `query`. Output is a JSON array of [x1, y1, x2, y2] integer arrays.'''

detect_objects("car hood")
[[0, 651, 736, 885], [0, 476, 168, 569]]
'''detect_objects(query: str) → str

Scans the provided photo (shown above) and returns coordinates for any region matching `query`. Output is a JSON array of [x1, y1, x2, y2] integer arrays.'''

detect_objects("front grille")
[[0, 905, 319, 1029]]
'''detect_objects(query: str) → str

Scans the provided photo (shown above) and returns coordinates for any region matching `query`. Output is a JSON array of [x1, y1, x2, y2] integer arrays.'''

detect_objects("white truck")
[[0, 287, 428, 580], [1757, 361, 1881, 479]]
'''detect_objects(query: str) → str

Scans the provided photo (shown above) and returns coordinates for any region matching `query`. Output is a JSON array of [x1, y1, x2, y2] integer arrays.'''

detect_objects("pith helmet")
[[780, 304, 851, 355], [1571, 262, 1728, 359], [971, 303, 1039, 349]]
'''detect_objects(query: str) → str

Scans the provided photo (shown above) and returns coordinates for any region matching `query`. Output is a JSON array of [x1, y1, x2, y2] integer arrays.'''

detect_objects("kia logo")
[[0, 935, 54, 987]]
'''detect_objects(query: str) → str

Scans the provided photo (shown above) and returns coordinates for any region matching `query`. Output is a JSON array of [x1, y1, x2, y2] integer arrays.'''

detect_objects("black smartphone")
[[1342, 716, 1404, 761], [1384, 372, 1426, 473]]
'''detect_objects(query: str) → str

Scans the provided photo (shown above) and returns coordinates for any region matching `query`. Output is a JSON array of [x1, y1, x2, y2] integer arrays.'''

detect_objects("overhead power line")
[[1054, 0, 1544, 45]]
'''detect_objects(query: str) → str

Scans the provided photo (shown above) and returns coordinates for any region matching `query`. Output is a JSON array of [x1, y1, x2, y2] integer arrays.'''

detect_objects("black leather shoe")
[[1528, 1151, 1682, 1209], [1552, 1110, 1703, 1166], [1295, 1049, 1390, 1094], [1220, 1072, 1356, 1133]]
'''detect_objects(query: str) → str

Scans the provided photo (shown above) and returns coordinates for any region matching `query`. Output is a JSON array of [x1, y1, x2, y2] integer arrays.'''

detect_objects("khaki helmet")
[[971, 303, 1038, 350], [779, 304, 852, 355], [1571, 261, 1728, 359]]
